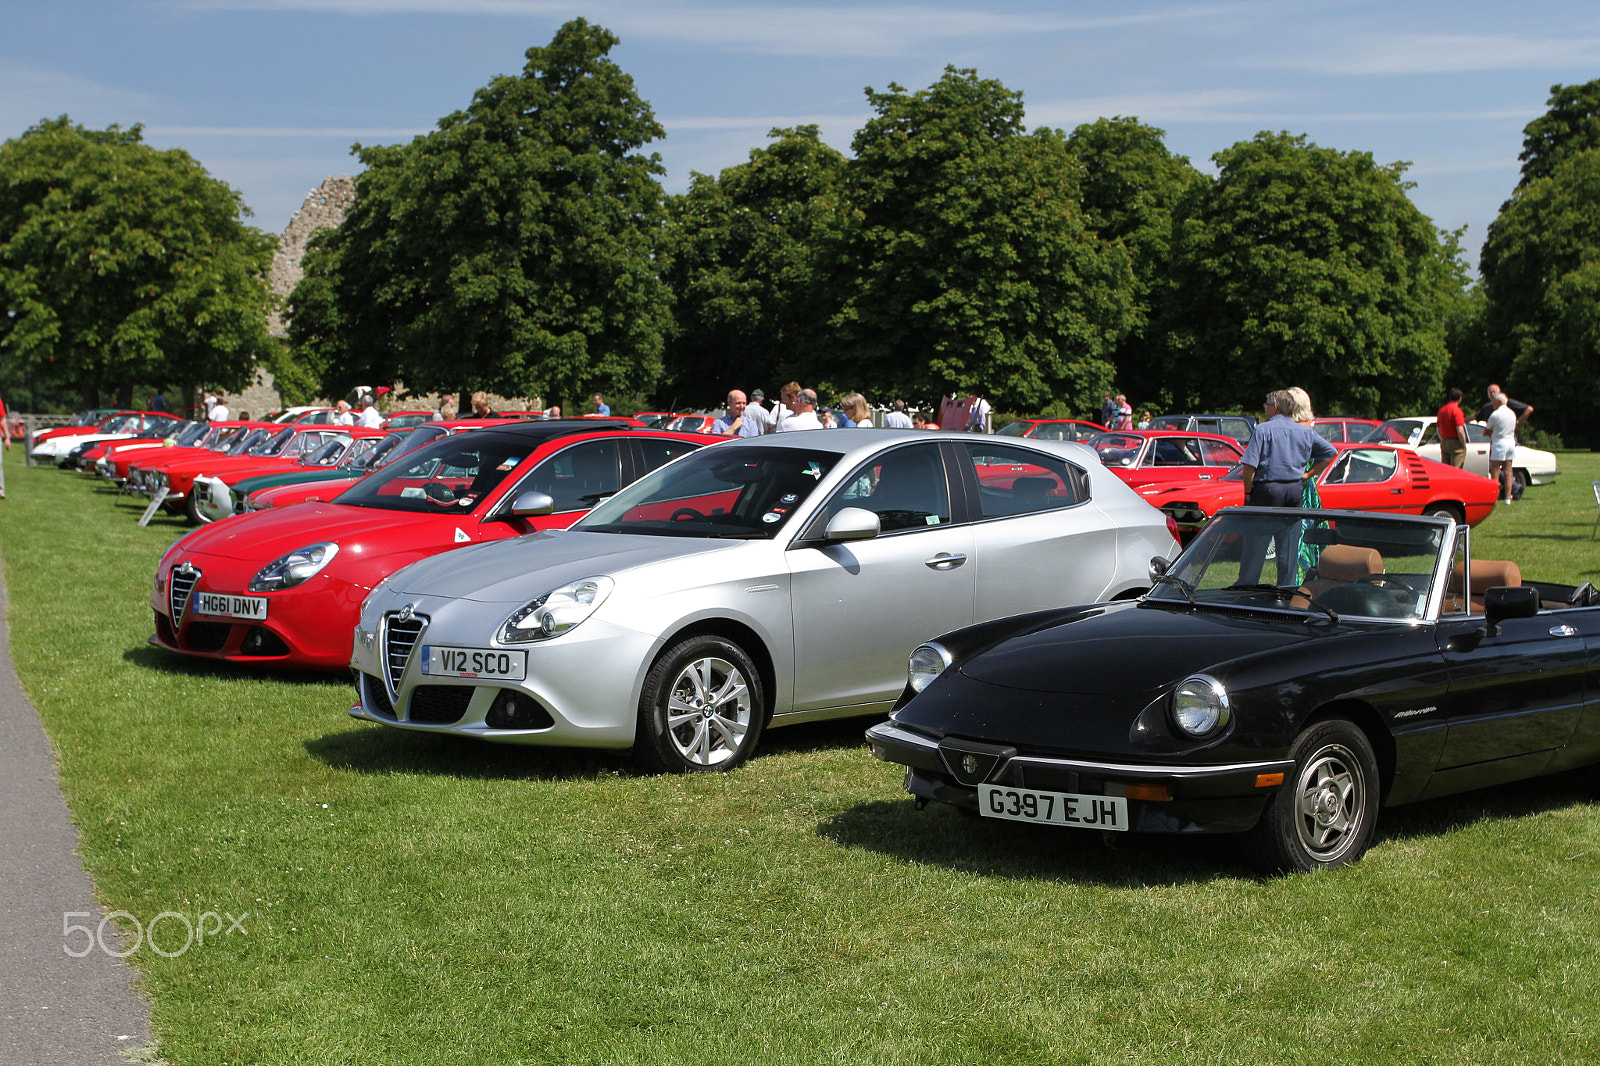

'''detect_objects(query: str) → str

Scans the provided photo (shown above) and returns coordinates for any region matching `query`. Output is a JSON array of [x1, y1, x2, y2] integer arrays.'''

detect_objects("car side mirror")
[[509, 490, 556, 517], [1483, 585, 1539, 634], [824, 506, 880, 542], [1148, 555, 1170, 580]]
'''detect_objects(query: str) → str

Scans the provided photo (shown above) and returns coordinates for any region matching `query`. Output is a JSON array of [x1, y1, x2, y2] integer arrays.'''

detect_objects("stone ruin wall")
[[215, 174, 536, 417]]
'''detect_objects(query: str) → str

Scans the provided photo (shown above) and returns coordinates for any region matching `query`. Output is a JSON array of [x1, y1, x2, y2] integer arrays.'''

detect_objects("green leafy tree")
[[1479, 147, 1600, 436], [1158, 131, 1462, 416], [829, 67, 1135, 413], [0, 117, 276, 409], [1516, 79, 1600, 186], [289, 19, 672, 408], [1065, 116, 1205, 407], [661, 126, 846, 405]]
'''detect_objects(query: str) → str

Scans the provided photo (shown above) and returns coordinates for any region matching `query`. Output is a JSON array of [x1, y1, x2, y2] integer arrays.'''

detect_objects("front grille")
[[170, 565, 200, 625], [407, 685, 473, 725], [384, 612, 426, 693], [184, 622, 231, 653], [360, 673, 396, 720]]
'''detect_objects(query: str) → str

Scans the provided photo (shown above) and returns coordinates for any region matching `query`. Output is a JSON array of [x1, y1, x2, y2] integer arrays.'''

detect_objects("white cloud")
[[144, 125, 427, 139], [1025, 89, 1536, 129], [1251, 33, 1600, 75], [0, 66, 163, 135], [177, 0, 1268, 57]]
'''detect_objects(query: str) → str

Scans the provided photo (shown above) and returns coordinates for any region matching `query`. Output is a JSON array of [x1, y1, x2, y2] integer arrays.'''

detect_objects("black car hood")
[[957, 603, 1315, 695]]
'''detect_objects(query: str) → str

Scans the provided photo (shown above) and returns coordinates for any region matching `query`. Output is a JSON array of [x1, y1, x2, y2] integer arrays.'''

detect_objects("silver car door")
[[958, 440, 1120, 617], [784, 442, 974, 717]]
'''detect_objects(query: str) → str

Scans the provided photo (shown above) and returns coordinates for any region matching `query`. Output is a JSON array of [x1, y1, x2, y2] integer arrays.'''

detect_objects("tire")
[[183, 490, 209, 526], [634, 635, 765, 774], [1421, 503, 1464, 525], [1242, 718, 1379, 874]]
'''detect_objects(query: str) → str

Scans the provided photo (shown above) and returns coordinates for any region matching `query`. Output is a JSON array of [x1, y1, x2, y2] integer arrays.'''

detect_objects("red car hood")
[[174, 501, 455, 566]]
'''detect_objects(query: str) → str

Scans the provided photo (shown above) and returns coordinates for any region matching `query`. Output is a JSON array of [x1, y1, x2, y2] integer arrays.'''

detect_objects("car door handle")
[[1549, 624, 1578, 637], [925, 552, 967, 570]]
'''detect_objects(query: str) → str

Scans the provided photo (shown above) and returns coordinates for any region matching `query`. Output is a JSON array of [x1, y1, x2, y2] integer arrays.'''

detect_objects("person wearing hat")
[[740, 388, 772, 435]]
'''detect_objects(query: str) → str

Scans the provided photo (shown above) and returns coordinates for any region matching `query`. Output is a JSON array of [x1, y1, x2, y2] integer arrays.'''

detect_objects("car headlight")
[[248, 542, 340, 592], [1171, 674, 1231, 738], [500, 577, 613, 644], [907, 642, 953, 693]]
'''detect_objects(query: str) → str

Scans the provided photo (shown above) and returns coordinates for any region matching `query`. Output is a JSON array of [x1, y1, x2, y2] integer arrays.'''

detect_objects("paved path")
[[0, 560, 152, 1064]]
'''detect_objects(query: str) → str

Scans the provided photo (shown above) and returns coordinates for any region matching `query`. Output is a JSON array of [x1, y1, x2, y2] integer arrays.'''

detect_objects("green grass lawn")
[[3, 447, 1599, 1065]]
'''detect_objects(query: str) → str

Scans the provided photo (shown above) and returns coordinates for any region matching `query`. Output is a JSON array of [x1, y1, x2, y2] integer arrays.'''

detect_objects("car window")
[[962, 442, 1085, 517], [1088, 432, 1144, 467], [995, 421, 1031, 438], [824, 442, 951, 533], [578, 444, 841, 539], [637, 437, 705, 474], [1313, 423, 1342, 443], [1151, 438, 1201, 466], [336, 433, 538, 513], [1465, 423, 1487, 444], [1148, 416, 1188, 431], [1324, 448, 1398, 485], [524, 439, 623, 513], [1222, 418, 1252, 440], [1200, 438, 1242, 464]]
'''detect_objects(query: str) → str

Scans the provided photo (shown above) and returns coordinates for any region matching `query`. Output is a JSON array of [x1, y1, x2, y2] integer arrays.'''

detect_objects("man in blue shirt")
[[1237, 389, 1337, 585], [592, 393, 611, 417]]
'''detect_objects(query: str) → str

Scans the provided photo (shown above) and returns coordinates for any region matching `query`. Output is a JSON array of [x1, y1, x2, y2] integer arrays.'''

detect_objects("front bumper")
[[866, 719, 1292, 834], [347, 605, 654, 749]]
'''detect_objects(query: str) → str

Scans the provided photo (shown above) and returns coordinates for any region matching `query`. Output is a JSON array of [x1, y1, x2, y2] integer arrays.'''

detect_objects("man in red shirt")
[[1436, 387, 1467, 468]]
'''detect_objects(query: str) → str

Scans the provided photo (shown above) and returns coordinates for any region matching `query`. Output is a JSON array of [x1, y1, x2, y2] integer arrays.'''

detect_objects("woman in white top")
[[841, 393, 873, 427]]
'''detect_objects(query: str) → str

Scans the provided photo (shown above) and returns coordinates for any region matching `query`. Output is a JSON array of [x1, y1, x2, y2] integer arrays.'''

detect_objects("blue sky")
[[5, 1, 1598, 268]]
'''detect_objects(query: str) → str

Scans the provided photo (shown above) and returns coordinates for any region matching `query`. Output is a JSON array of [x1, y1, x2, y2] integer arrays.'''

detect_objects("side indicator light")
[[1255, 772, 1285, 788], [1125, 783, 1171, 802]]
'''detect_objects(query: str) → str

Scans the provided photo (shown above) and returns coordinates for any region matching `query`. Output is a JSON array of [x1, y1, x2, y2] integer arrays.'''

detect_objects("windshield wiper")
[[1152, 573, 1196, 606], [1224, 584, 1340, 624]]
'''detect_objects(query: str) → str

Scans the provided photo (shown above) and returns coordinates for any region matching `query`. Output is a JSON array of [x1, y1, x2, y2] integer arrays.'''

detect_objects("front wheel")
[[634, 636, 765, 773], [1242, 718, 1379, 874], [1421, 503, 1463, 525]]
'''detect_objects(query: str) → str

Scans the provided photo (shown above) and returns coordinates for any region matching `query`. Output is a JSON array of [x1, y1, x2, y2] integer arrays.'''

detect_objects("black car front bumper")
[[866, 719, 1294, 834]]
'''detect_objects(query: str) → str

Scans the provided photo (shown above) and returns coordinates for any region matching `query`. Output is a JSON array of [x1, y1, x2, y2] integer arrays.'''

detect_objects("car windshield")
[[351, 433, 405, 471], [334, 432, 538, 513], [577, 444, 841, 539], [302, 438, 350, 466], [1148, 509, 1449, 621], [1088, 432, 1144, 466], [168, 422, 208, 445], [246, 427, 296, 457], [223, 428, 270, 456], [1362, 419, 1424, 445], [995, 421, 1032, 437]]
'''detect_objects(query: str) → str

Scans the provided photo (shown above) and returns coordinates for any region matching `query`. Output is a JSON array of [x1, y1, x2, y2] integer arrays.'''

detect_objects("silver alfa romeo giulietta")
[[349, 431, 1181, 772]]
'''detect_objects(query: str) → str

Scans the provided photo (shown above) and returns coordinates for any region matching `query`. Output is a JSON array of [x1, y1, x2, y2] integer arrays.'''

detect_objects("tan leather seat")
[[1292, 544, 1384, 607], [1444, 559, 1521, 614]]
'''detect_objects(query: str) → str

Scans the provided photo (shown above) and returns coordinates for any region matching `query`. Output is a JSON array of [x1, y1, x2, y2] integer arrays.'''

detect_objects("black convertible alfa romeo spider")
[[866, 507, 1600, 873]]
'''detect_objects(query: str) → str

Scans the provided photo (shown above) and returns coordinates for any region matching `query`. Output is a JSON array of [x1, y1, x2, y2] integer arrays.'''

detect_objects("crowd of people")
[[706, 384, 968, 436]]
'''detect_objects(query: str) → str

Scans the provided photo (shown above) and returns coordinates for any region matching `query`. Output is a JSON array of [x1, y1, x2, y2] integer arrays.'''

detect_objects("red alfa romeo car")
[[149, 422, 711, 669], [1087, 429, 1246, 492], [1141, 442, 1498, 539], [995, 418, 1105, 442]]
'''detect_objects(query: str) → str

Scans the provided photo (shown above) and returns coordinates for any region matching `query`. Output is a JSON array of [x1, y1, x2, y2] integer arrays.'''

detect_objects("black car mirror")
[[824, 506, 880, 542], [1483, 585, 1539, 632], [1148, 555, 1170, 580], [509, 490, 556, 517]]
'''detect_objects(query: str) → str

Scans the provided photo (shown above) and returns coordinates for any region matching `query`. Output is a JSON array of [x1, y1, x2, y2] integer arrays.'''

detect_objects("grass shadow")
[[819, 797, 1244, 887], [120, 643, 350, 688], [304, 725, 625, 783], [820, 770, 1598, 886]]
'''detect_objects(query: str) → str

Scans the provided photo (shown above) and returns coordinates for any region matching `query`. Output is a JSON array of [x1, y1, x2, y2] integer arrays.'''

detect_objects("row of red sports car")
[[39, 407, 1499, 678]]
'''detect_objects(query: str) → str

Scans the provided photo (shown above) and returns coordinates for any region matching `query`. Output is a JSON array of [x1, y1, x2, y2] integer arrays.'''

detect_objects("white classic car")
[[1362, 417, 1559, 490]]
